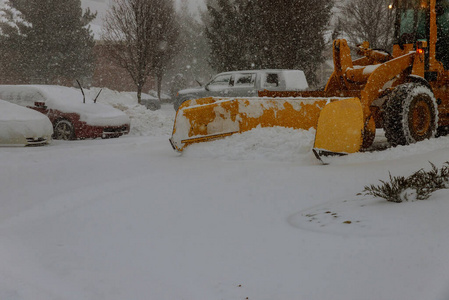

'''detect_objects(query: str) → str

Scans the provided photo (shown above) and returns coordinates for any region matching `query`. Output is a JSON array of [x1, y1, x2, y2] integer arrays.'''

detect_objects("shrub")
[[361, 162, 449, 203]]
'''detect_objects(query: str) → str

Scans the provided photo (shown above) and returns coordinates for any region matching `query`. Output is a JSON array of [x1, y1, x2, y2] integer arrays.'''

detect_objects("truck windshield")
[[395, 0, 429, 43]]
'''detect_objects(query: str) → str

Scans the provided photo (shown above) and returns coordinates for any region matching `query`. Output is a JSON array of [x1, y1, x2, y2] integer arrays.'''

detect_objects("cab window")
[[208, 74, 232, 88], [234, 74, 255, 87], [264, 73, 279, 88], [395, 0, 429, 43]]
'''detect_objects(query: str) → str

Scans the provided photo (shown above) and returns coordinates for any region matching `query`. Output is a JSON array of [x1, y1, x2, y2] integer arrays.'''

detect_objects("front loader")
[[170, 0, 449, 161]]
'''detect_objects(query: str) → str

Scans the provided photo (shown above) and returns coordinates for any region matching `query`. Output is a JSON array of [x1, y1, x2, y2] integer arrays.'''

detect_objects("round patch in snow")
[[287, 192, 449, 237]]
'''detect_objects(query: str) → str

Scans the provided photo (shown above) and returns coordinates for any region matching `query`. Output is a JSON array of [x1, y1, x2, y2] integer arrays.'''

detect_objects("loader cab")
[[394, 0, 429, 47], [394, 0, 449, 69]]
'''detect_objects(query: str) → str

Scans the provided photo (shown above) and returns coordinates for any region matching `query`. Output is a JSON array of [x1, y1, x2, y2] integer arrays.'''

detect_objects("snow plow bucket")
[[169, 96, 360, 152], [313, 98, 365, 157]]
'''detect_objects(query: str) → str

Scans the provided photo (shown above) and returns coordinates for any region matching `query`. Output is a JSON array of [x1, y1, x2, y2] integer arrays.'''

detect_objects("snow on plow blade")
[[170, 96, 363, 153]]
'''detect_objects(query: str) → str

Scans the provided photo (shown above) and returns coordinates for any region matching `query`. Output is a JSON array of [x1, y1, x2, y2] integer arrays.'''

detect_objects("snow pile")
[[88, 87, 175, 136], [125, 104, 175, 136], [183, 126, 317, 162]]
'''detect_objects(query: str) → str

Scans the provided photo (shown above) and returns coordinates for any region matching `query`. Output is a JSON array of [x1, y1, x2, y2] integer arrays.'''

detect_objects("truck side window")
[[436, 0, 449, 69], [265, 74, 279, 87], [234, 74, 255, 87], [208, 74, 232, 89]]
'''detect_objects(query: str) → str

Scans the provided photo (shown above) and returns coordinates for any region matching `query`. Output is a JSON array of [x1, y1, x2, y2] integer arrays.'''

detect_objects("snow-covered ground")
[[2, 98, 449, 299]]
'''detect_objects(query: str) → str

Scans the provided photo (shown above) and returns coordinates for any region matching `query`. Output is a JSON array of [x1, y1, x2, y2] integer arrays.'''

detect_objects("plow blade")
[[313, 98, 365, 162], [170, 96, 362, 153]]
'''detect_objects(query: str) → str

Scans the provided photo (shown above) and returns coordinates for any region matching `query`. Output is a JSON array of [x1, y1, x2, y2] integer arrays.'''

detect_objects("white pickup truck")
[[173, 69, 308, 110]]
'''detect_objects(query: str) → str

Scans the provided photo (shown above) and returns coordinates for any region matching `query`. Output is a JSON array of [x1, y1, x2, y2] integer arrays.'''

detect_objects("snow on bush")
[[361, 162, 449, 203]]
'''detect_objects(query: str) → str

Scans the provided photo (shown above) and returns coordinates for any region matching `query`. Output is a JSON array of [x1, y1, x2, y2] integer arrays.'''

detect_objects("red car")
[[0, 85, 130, 140]]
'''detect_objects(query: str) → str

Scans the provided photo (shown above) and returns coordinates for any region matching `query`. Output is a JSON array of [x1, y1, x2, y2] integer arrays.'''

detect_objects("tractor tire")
[[383, 83, 438, 147]]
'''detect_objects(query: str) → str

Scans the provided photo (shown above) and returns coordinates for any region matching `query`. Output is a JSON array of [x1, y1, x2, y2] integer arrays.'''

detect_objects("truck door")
[[227, 73, 257, 97], [205, 73, 233, 97]]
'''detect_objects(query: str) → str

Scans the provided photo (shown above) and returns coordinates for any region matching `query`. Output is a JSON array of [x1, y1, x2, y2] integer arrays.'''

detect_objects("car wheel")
[[54, 119, 75, 140]]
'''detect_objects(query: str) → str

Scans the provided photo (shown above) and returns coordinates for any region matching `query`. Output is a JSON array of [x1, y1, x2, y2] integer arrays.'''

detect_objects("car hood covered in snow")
[[0, 99, 53, 145]]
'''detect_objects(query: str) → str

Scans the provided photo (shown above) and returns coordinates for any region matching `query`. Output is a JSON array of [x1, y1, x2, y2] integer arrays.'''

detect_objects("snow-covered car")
[[173, 69, 309, 110], [0, 85, 130, 140], [124, 92, 162, 111], [140, 96, 161, 111], [0, 99, 53, 146]]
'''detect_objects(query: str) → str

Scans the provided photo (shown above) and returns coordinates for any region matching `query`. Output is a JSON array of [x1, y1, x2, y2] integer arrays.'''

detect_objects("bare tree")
[[336, 0, 395, 50], [102, 0, 179, 103]]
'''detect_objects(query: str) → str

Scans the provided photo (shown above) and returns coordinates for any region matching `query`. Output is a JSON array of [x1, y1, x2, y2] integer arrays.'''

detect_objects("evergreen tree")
[[165, 0, 214, 99], [205, 0, 256, 72], [0, 0, 29, 82], [205, 0, 334, 85], [9, 0, 96, 84], [0, 0, 29, 36]]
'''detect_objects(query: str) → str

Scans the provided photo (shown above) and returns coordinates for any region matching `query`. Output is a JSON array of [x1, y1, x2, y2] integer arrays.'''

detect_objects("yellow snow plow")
[[171, 0, 449, 161], [169, 93, 364, 155]]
